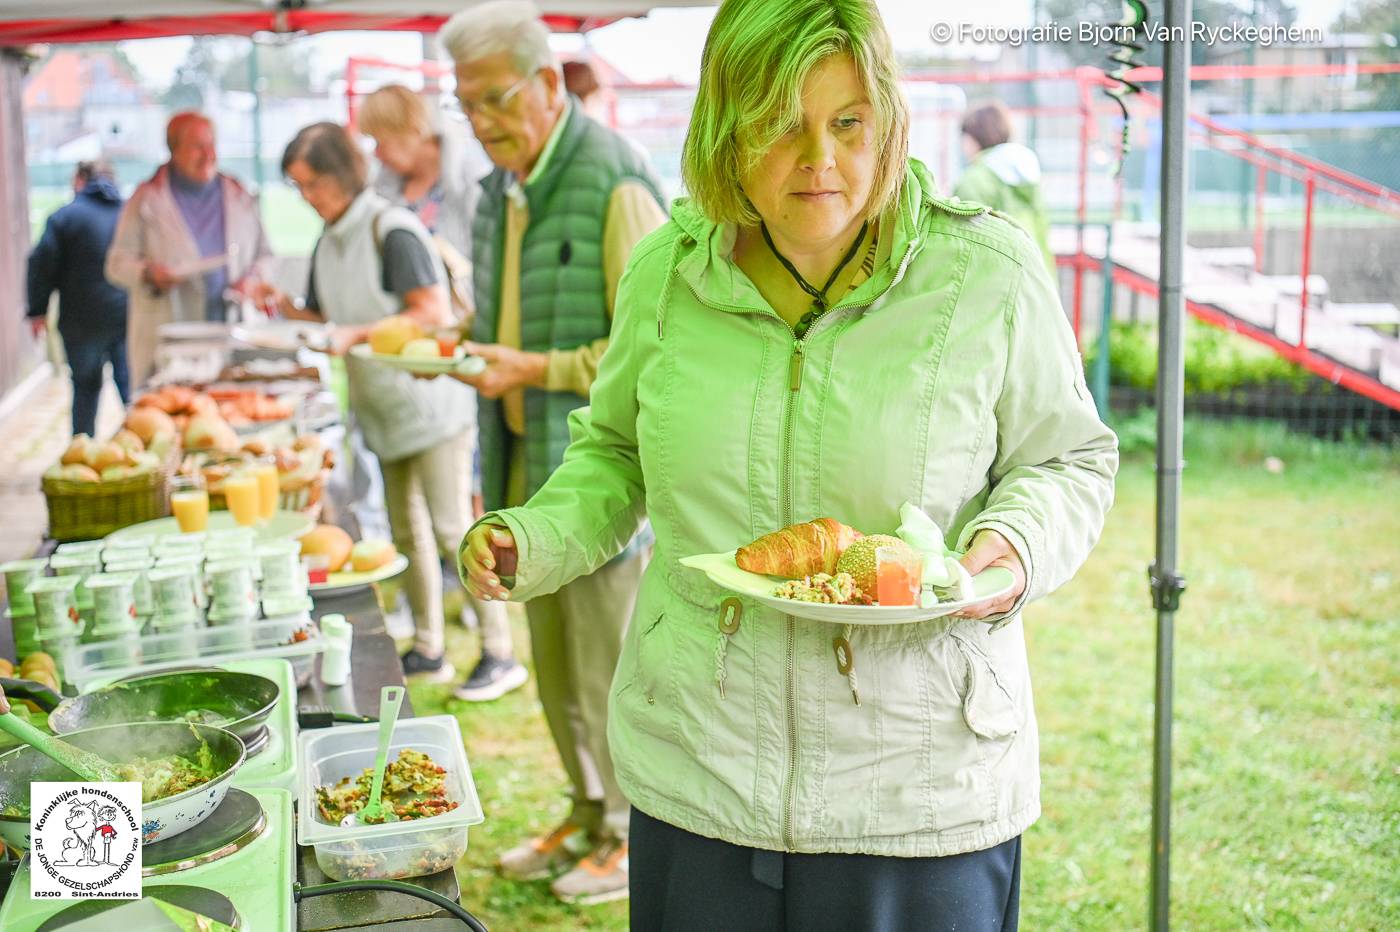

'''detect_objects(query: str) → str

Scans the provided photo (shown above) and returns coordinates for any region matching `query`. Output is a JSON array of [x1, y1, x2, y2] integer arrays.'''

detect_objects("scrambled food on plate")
[[315, 749, 458, 825], [772, 573, 872, 605], [118, 740, 221, 803]]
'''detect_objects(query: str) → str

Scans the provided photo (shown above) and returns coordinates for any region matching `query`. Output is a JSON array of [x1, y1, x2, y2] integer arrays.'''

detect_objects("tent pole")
[[1151, 0, 1191, 929]]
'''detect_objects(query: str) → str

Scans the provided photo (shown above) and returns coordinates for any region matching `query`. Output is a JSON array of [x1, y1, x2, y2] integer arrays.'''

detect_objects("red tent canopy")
[[0, 1, 702, 45]]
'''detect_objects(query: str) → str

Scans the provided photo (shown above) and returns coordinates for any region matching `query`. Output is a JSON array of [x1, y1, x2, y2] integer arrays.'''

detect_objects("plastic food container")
[[34, 618, 86, 682], [0, 559, 47, 616], [206, 605, 255, 653], [297, 716, 483, 881], [147, 614, 200, 661], [261, 595, 313, 645], [83, 624, 142, 667]]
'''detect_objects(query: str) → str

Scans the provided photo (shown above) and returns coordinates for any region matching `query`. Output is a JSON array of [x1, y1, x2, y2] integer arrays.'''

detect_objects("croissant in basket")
[[736, 518, 863, 578]]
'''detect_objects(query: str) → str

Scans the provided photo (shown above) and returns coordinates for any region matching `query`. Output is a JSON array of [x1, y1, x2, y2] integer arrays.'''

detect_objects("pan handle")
[[0, 676, 64, 712]]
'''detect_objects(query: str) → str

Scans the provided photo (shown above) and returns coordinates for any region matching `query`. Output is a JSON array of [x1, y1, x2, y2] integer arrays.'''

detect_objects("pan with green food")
[[47, 669, 279, 747], [0, 721, 245, 850]]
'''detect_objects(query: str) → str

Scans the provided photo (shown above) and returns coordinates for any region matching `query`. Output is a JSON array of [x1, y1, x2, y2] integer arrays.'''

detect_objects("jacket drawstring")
[[715, 597, 742, 699], [656, 232, 687, 341], [833, 625, 860, 706]]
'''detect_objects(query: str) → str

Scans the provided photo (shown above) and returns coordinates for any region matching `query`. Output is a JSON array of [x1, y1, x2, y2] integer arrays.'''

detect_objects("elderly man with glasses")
[[439, 0, 666, 907]]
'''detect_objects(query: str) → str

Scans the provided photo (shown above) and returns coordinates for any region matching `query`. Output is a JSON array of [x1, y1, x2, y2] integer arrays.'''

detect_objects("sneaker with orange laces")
[[550, 837, 629, 905], [498, 823, 591, 882]]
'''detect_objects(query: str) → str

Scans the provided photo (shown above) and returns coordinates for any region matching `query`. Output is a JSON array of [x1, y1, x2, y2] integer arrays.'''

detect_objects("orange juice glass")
[[223, 471, 261, 527], [170, 475, 210, 534], [252, 456, 279, 522], [875, 546, 923, 607]]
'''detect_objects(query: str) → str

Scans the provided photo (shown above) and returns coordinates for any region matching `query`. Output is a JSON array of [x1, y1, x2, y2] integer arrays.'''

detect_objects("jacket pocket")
[[951, 630, 1021, 740]]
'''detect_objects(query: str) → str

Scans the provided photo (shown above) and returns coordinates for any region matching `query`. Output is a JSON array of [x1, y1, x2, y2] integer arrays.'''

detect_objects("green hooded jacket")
[[953, 142, 1056, 277], [470, 159, 1117, 857]]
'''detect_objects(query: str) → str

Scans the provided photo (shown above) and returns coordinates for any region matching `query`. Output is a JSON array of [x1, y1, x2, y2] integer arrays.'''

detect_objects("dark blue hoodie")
[[26, 177, 128, 340]]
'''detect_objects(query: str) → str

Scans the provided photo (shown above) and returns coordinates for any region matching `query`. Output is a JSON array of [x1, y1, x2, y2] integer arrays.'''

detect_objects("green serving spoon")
[[342, 685, 405, 827], [0, 710, 124, 782]]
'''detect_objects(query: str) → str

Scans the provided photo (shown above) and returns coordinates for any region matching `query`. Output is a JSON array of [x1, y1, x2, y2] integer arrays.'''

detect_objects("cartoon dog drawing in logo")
[[58, 800, 101, 866]]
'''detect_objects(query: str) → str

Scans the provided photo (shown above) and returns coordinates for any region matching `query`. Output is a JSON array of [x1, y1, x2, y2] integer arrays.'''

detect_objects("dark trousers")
[[630, 808, 1021, 932], [63, 332, 130, 437]]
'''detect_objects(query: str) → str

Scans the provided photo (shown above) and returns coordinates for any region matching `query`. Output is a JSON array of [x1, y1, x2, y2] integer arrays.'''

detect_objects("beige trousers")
[[380, 429, 513, 659], [525, 548, 645, 842]]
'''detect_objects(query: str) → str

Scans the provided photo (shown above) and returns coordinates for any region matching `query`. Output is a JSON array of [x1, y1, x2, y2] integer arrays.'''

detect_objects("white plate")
[[679, 551, 1016, 625], [158, 321, 229, 342], [232, 321, 330, 352], [349, 343, 487, 376], [310, 553, 410, 594]]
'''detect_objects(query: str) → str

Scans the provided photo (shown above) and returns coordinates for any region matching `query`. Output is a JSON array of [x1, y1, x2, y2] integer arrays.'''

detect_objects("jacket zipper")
[[780, 332, 802, 850], [677, 236, 917, 850]]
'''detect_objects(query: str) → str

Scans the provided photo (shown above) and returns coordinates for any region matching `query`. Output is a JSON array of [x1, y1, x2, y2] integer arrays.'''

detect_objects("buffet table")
[[0, 581, 469, 930]]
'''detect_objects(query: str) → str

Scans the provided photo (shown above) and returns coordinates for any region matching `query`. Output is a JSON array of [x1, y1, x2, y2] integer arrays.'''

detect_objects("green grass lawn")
[[407, 417, 1399, 930]]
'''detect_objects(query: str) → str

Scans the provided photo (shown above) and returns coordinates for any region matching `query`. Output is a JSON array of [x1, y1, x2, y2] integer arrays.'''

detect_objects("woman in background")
[[954, 101, 1056, 275], [359, 87, 527, 701]]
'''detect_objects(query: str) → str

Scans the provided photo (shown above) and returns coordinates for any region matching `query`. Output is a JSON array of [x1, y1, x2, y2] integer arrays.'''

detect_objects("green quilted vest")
[[471, 103, 664, 512]]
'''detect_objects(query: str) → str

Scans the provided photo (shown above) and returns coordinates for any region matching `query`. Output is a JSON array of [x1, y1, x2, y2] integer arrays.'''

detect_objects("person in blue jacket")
[[27, 160, 131, 437]]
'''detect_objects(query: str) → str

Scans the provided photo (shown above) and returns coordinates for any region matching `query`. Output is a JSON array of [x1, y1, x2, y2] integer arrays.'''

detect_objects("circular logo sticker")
[[30, 783, 142, 900]]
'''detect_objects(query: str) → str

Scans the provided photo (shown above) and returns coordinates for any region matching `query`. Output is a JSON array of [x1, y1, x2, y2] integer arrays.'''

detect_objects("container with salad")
[[297, 716, 482, 881]]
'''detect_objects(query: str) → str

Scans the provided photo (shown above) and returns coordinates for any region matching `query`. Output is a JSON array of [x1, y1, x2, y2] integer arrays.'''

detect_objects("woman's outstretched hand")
[[954, 529, 1026, 620], [462, 524, 519, 601]]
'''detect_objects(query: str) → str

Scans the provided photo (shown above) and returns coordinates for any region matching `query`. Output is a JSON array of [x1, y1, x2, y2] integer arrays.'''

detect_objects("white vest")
[[314, 189, 475, 462]]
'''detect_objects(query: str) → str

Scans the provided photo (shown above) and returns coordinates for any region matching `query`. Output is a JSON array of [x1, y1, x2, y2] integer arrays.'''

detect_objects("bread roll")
[[350, 539, 397, 573], [301, 524, 354, 573]]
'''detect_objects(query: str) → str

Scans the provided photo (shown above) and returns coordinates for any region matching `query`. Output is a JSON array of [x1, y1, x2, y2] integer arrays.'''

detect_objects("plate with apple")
[[349, 318, 487, 376]]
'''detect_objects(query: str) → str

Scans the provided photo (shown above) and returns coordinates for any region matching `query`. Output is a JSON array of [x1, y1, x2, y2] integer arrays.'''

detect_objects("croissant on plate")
[[736, 518, 863, 578]]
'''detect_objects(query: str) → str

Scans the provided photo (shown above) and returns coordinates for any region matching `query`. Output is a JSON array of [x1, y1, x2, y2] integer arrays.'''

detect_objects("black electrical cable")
[[1103, 0, 1150, 176], [296, 879, 488, 931]]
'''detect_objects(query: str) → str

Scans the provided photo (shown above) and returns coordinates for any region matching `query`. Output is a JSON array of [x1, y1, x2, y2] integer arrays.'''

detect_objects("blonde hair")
[[682, 0, 908, 227], [359, 85, 438, 140]]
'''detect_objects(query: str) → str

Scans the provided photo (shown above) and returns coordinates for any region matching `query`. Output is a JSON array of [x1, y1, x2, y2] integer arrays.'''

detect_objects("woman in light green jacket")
[[461, 0, 1117, 927]]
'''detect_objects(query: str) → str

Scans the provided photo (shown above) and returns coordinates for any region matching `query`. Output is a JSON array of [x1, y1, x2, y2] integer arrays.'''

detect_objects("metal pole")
[[248, 41, 263, 189], [1299, 173, 1316, 348], [1151, 0, 1191, 929]]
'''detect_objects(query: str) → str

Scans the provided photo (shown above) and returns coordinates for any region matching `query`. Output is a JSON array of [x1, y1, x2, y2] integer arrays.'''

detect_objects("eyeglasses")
[[286, 173, 335, 196], [457, 73, 535, 120]]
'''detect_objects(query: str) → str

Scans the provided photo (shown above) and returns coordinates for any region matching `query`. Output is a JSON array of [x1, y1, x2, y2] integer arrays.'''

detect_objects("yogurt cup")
[[104, 559, 156, 617], [147, 566, 203, 622], [83, 572, 140, 631], [206, 559, 258, 615], [25, 575, 83, 634], [156, 554, 208, 608], [49, 553, 101, 610], [256, 540, 306, 595], [1, 558, 48, 616], [53, 540, 105, 557], [102, 543, 151, 566]]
